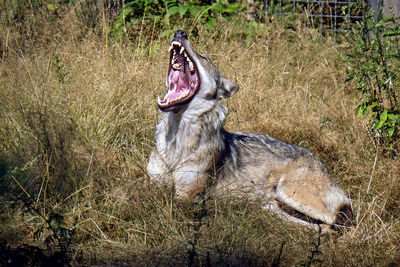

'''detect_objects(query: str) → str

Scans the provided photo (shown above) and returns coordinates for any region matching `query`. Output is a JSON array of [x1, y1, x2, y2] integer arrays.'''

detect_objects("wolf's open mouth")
[[157, 41, 200, 109]]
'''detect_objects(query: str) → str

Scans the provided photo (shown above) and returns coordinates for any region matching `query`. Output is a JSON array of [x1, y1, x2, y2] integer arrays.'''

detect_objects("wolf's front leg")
[[173, 166, 209, 200], [147, 150, 172, 184]]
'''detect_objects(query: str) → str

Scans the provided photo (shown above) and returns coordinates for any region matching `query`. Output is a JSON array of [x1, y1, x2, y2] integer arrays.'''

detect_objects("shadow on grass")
[[0, 242, 70, 267]]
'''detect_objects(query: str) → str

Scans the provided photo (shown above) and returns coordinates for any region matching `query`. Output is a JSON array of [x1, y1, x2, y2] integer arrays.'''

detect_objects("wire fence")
[[267, 0, 364, 32]]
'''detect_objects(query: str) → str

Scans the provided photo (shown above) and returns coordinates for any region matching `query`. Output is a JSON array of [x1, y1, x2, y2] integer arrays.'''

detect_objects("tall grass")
[[0, 10, 399, 266]]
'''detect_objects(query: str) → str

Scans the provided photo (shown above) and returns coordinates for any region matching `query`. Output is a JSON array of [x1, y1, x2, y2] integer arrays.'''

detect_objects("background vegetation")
[[0, 1, 399, 265]]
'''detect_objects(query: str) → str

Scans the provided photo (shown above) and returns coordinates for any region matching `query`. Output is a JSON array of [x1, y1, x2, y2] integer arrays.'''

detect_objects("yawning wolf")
[[147, 30, 353, 230]]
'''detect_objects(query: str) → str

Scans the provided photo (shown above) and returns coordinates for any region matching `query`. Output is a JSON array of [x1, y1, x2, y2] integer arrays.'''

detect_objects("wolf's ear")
[[217, 77, 238, 99]]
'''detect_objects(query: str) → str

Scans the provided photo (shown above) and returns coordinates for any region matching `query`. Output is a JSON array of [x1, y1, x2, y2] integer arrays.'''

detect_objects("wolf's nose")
[[174, 30, 187, 39]]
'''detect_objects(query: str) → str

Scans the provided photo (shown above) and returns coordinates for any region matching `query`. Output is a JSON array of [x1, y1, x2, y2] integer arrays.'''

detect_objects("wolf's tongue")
[[170, 70, 188, 91], [160, 69, 190, 103]]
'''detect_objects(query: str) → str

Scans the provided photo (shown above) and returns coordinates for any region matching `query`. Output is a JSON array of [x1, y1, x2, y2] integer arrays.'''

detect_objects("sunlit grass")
[[0, 11, 399, 265]]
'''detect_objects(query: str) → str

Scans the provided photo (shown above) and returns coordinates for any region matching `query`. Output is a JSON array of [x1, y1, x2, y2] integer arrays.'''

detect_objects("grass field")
[[0, 9, 399, 266]]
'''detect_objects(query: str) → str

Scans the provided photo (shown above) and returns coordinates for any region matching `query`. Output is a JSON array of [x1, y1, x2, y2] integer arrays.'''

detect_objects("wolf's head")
[[157, 30, 238, 113]]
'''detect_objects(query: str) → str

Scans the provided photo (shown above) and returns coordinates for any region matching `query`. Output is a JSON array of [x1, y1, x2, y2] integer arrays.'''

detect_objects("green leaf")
[[387, 127, 395, 137], [374, 119, 384, 131], [221, 3, 241, 13], [357, 105, 365, 117], [387, 113, 396, 121], [211, 2, 241, 14], [166, 6, 179, 17], [188, 5, 208, 17], [380, 110, 388, 123], [178, 5, 188, 17], [211, 3, 224, 12]]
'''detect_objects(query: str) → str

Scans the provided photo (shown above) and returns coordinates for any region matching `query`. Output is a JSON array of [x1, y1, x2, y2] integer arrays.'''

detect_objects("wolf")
[[147, 30, 353, 230]]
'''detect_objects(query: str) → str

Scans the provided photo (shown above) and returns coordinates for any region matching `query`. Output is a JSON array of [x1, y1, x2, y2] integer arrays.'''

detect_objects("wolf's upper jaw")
[[157, 40, 200, 110]]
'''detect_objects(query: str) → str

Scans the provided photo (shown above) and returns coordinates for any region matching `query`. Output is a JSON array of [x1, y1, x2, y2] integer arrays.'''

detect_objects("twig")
[[90, 219, 107, 240]]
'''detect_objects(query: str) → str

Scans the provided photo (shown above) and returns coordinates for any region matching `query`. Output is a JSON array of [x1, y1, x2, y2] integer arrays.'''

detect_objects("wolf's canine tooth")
[[171, 41, 181, 47], [188, 61, 194, 72], [172, 50, 176, 64]]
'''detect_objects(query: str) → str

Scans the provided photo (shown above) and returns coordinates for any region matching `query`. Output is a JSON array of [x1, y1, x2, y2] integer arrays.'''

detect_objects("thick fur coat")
[[148, 30, 353, 230]]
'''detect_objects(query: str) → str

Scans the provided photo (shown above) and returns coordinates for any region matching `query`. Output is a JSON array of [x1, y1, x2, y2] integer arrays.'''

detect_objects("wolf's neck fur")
[[156, 101, 227, 170]]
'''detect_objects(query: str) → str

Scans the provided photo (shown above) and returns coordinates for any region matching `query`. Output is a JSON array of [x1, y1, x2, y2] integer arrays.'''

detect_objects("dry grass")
[[0, 11, 399, 266]]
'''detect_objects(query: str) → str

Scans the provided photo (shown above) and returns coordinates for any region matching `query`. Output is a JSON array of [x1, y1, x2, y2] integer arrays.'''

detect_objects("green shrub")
[[346, 7, 400, 154]]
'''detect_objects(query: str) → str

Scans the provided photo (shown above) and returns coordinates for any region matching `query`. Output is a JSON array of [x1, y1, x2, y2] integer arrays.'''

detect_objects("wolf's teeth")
[[171, 41, 181, 47], [173, 63, 181, 70], [180, 46, 185, 54], [180, 91, 189, 99], [185, 54, 194, 72], [172, 54, 177, 64], [171, 52, 175, 64], [188, 61, 194, 72], [168, 45, 174, 52]]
